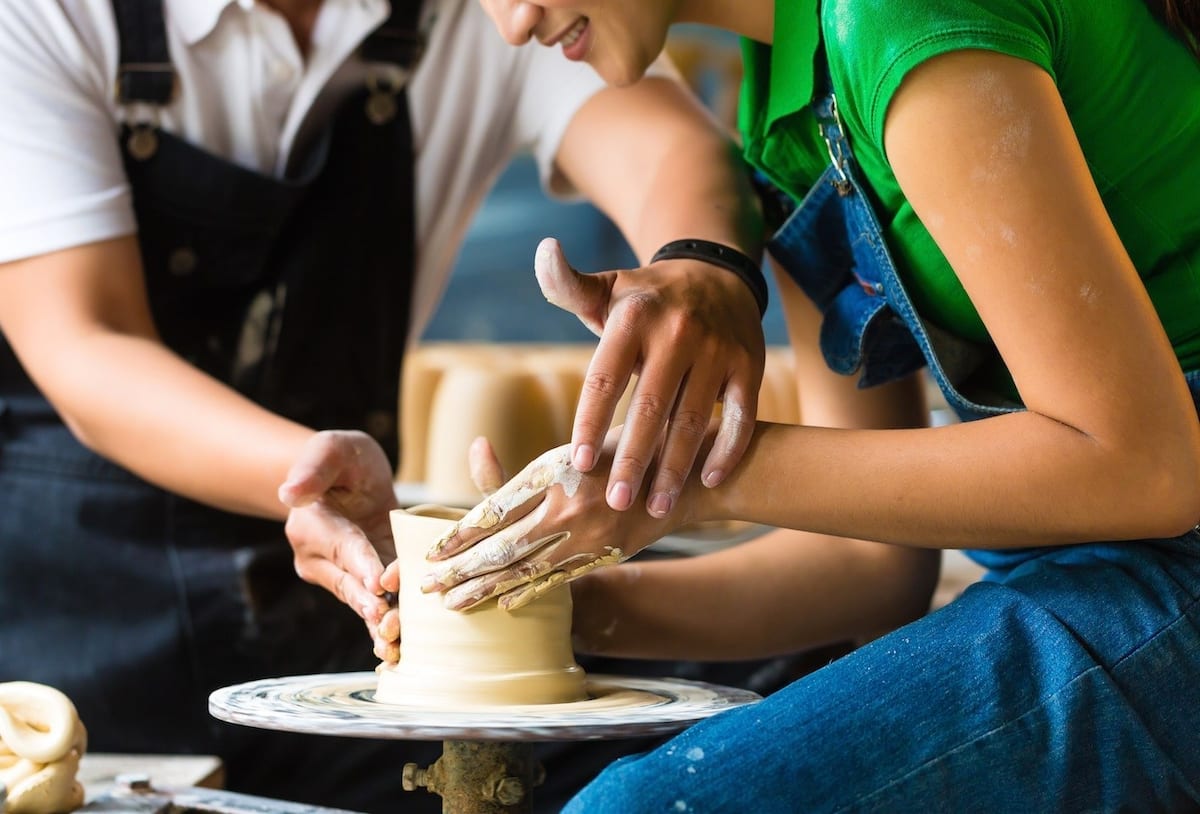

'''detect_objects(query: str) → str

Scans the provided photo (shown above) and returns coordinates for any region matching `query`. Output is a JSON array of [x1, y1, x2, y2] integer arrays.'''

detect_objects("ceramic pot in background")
[[423, 363, 562, 506]]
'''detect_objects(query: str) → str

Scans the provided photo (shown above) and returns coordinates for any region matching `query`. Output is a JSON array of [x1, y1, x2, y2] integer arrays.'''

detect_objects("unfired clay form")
[[0, 681, 86, 814], [375, 506, 587, 707]]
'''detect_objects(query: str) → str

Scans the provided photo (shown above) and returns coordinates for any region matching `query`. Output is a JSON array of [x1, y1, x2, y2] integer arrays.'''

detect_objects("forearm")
[[49, 332, 311, 519], [573, 528, 939, 660], [0, 239, 313, 520], [556, 75, 762, 262], [698, 414, 1198, 549]]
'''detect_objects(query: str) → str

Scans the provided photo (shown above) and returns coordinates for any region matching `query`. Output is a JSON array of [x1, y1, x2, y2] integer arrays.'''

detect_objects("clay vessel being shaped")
[[375, 506, 587, 707]]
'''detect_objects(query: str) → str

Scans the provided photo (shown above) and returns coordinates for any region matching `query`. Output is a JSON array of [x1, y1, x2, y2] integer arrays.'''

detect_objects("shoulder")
[[0, 0, 117, 89], [0, 2, 129, 264], [822, 0, 1065, 146]]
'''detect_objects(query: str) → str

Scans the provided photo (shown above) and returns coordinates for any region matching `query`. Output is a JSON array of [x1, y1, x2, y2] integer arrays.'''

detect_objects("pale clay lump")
[[0, 682, 86, 814]]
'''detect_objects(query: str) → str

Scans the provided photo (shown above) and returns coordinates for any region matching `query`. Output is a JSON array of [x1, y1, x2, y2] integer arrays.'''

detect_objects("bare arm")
[[426, 51, 1200, 623], [571, 270, 940, 660], [572, 529, 939, 660], [543, 73, 767, 517], [556, 74, 761, 266], [0, 237, 312, 518], [705, 51, 1200, 546]]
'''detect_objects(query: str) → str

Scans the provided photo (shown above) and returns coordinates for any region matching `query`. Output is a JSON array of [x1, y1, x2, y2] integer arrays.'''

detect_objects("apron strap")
[[111, 0, 175, 105], [111, 0, 428, 108], [361, 1, 427, 69]]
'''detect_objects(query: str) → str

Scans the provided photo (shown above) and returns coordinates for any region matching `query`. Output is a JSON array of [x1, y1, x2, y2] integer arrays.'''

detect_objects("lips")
[[544, 16, 588, 47], [560, 17, 587, 48]]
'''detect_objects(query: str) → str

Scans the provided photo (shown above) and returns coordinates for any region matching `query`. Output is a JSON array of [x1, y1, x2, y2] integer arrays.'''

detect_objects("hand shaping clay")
[[376, 506, 587, 707], [0, 682, 87, 814]]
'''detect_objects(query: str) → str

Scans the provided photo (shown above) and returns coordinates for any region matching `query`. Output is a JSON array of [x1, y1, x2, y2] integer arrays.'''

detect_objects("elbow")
[[1114, 428, 1200, 541], [1137, 459, 1200, 540]]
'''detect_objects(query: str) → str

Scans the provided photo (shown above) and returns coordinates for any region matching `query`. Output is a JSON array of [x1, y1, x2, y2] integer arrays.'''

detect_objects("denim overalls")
[[569, 89, 1200, 813], [0, 2, 449, 810]]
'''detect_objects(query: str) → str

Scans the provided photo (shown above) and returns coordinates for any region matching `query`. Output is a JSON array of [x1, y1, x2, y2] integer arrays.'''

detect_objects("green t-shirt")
[[739, 0, 1200, 392]]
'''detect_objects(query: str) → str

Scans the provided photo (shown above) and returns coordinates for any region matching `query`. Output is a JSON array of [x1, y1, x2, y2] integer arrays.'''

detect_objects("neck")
[[676, 0, 774, 43], [259, 0, 324, 53]]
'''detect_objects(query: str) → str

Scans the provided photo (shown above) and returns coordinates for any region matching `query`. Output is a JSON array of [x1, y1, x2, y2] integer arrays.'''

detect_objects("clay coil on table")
[[375, 506, 588, 708]]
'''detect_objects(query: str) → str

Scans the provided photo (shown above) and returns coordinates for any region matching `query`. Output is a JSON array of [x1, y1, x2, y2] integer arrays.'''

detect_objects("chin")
[[597, 58, 648, 88]]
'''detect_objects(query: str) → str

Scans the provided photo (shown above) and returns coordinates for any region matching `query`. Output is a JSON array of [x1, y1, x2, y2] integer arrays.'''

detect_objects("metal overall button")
[[167, 247, 198, 277], [365, 73, 400, 125], [127, 124, 159, 161]]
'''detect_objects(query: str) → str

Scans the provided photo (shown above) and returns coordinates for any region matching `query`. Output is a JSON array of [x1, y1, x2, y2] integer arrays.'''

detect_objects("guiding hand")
[[534, 238, 763, 517], [419, 430, 695, 612], [279, 430, 400, 662]]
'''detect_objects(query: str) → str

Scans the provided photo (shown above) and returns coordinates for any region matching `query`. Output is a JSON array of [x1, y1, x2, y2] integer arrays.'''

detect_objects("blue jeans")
[[566, 532, 1200, 812]]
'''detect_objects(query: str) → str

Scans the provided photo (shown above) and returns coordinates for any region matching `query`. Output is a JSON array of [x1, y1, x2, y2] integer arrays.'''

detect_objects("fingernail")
[[608, 481, 632, 511], [574, 444, 595, 470], [648, 492, 673, 517], [419, 574, 438, 592], [702, 469, 724, 488], [361, 603, 375, 620]]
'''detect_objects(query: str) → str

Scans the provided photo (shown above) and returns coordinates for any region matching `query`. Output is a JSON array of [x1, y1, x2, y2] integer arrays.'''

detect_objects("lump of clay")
[[0, 682, 87, 814]]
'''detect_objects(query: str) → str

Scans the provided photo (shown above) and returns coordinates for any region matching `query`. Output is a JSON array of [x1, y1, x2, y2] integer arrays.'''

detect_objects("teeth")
[[561, 18, 587, 47]]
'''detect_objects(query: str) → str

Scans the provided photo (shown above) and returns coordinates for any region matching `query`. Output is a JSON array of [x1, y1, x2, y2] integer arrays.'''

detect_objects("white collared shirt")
[[0, 0, 609, 334]]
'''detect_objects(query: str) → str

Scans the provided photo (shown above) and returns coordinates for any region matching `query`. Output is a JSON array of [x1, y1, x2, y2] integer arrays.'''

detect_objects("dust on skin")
[[498, 546, 624, 611], [428, 446, 579, 556]]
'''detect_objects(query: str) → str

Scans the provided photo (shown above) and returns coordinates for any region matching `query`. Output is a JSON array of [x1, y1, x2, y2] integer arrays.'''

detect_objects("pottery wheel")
[[209, 672, 760, 742]]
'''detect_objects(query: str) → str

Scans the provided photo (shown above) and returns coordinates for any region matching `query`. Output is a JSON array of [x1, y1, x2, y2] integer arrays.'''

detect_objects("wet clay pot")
[[375, 506, 587, 707]]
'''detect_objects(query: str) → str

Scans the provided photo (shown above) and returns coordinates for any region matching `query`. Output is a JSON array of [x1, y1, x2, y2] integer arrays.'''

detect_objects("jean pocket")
[[819, 282, 926, 386]]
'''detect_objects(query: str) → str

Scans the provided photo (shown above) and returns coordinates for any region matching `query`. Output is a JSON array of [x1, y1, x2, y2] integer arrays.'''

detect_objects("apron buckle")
[[365, 72, 401, 126]]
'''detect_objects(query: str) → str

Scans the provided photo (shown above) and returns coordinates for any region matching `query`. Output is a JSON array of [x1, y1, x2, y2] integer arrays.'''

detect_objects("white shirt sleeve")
[[0, 2, 133, 264], [509, 43, 606, 193]]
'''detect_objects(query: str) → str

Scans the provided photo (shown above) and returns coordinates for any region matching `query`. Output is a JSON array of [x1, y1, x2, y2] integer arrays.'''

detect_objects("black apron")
[[0, 1, 443, 810]]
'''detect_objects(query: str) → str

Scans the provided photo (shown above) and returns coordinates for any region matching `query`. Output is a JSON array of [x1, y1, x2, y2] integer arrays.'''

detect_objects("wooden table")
[[79, 753, 224, 802]]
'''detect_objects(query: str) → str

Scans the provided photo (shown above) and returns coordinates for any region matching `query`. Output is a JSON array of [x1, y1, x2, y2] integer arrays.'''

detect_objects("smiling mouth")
[[546, 17, 588, 48]]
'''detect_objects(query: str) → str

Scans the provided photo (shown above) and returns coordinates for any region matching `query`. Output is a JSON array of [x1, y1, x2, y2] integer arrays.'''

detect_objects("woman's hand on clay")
[[417, 430, 698, 612], [534, 238, 763, 516], [279, 430, 400, 661]]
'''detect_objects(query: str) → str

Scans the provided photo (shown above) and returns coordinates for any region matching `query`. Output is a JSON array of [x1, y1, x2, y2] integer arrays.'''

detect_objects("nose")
[[487, 0, 543, 46]]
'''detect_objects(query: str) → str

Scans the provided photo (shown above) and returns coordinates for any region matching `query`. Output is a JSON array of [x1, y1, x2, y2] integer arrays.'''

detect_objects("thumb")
[[534, 237, 608, 336], [278, 465, 327, 509], [468, 436, 507, 497], [278, 436, 341, 508]]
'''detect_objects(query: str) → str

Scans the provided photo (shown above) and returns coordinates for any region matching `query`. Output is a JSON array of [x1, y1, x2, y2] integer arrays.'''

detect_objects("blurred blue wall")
[[421, 155, 791, 345]]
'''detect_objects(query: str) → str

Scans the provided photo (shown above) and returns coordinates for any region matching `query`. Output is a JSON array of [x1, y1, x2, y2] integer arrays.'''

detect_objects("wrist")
[[650, 238, 768, 317]]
